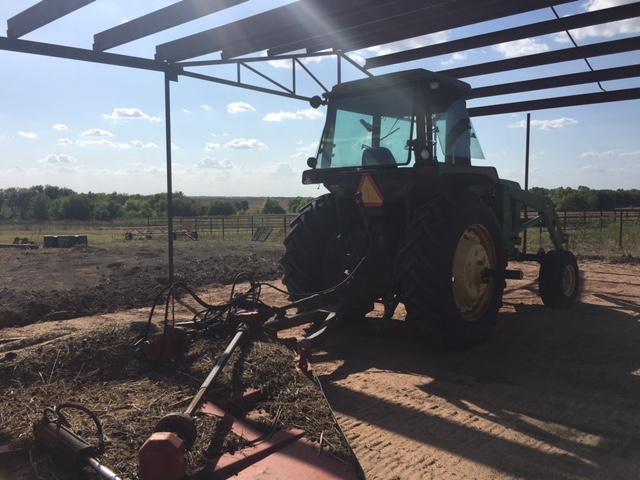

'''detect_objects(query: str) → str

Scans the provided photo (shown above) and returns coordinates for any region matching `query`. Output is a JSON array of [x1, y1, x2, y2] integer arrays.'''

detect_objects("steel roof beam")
[[7, 0, 94, 38], [366, 1, 640, 69], [268, 0, 487, 56], [293, 0, 574, 56], [472, 64, 640, 98], [468, 87, 640, 116], [93, 0, 249, 52], [220, 0, 418, 59], [442, 36, 640, 78], [154, 0, 379, 62], [0, 36, 171, 73]]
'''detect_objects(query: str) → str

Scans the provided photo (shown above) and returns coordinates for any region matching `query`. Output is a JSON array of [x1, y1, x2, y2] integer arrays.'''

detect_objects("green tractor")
[[282, 69, 579, 347]]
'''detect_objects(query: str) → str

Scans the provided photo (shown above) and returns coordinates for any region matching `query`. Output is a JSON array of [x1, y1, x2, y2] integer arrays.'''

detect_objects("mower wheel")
[[281, 194, 373, 318], [539, 250, 579, 308], [397, 195, 506, 348], [154, 412, 197, 448]]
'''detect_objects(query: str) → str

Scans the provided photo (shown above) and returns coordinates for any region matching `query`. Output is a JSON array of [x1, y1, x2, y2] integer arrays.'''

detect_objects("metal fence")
[[1, 209, 639, 252]]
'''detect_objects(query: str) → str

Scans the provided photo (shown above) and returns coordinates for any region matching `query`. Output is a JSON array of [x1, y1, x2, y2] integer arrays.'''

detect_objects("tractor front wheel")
[[397, 195, 506, 347], [539, 250, 579, 308]]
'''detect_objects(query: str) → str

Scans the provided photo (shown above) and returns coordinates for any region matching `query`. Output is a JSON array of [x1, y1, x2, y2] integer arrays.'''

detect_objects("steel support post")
[[523, 113, 531, 254], [164, 72, 175, 282]]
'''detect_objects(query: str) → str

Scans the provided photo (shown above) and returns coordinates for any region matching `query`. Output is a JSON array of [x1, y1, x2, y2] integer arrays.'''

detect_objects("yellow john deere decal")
[[358, 175, 384, 207]]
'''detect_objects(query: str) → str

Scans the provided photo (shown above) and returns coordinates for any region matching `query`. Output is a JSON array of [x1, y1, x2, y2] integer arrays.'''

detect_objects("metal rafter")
[[0, 36, 172, 74], [468, 87, 640, 116], [154, 0, 381, 62], [7, 0, 95, 38], [472, 64, 640, 98], [366, 1, 640, 69], [93, 0, 249, 52], [442, 36, 640, 78], [294, 0, 575, 56], [220, 0, 421, 60]]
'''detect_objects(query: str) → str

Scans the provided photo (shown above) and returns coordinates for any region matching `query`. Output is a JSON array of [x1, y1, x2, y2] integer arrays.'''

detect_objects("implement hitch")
[[33, 403, 122, 480], [136, 276, 350, 480]]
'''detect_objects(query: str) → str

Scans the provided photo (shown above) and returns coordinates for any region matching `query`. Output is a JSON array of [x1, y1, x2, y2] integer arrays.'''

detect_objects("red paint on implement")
[[212, 429, 305, 479], [230, 437, 361, 480]]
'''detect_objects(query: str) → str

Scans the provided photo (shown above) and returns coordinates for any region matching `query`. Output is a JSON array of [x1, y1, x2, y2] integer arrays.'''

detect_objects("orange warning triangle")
[[358, 175, 384, 208]]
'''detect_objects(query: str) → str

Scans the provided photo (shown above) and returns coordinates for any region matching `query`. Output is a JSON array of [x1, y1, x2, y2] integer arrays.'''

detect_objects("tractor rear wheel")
[[397, 195, 506, 347], [282, 194, 372, 317]]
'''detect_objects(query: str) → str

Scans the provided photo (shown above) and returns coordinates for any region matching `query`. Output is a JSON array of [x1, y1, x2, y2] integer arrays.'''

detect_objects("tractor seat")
[[362, 147, 397, 167]]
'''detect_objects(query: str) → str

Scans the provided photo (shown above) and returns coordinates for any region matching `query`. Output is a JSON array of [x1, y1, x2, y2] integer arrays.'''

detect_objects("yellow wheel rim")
[[452, 224, 496, 321]]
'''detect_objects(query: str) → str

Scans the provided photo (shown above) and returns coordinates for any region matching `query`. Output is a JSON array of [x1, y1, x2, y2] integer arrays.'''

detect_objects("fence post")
[[618, 211, 623, 248], [600, 211, 603, 231], [209, 217, 212, 235], [251, 216, 254, 236], [194, 217, 198, 236], [222, 217, 225, 240], [237, 217, 239, 235], [563, 211, 567, 230], [283, 215, 287, 236]]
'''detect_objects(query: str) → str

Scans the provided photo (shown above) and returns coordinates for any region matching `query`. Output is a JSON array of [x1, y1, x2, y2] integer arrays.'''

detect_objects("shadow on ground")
[[314, 299, 640, 479]]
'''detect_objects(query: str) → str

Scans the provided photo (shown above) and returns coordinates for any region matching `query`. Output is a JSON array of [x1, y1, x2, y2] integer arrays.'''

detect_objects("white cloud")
[[225, 138, 267, 150], [18, 131, 38, 139], [263, 108, 324, 122], [52, 123, 69, 132], [441, 50, 471, 66], [569, 0, 640, 40], [205, 142, 221, 151], [272, 163, 296, 176], [171, 142, 180, 150], [103, 107, 161, 122], [197, 158, 233, 170], [211, 132, 230, 138], [76, 139, 131, 148], [291, 141, 319, 159], [38, 154, 76, 165], [493, 38, 549, 58], [227, 102, 256, 114], [508, 117, 578, 130], [581, 149, 640, 158], [56, 138, 73, 146], [200, 104, 212, 112], [365, 31, 450, 57], [130, 140, 158, 149], [81, 128, 114, 137], [182, 108, 192, 114]]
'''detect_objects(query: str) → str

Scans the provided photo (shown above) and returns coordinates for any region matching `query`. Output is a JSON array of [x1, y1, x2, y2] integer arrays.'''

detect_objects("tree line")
[[529, 186, 640, 211], [3, 184, 636, 222], [0, 186, 314, 221]]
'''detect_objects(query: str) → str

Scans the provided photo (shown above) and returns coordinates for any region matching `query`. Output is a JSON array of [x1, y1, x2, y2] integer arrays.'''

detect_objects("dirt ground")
[[0, 241, 283, 328], [1, 258, 640, 479]]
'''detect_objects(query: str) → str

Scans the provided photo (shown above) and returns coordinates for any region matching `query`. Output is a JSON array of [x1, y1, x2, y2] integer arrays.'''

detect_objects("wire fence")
[[1, 209, 639, 254]]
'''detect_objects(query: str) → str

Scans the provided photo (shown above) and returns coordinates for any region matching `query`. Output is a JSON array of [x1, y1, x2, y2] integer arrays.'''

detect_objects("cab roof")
[[330, 69, 472, 99]]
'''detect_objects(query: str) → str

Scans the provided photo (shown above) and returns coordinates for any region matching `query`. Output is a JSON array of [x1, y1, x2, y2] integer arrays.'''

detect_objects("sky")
[[0, 0, 639, 196]]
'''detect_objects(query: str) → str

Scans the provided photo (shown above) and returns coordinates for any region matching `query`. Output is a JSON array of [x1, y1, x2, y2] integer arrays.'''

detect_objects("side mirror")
[[306, 157, 317, 169]]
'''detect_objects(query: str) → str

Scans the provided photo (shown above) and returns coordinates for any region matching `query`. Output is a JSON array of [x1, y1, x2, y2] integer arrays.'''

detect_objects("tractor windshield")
[[317, 86, 484, 168], [317, 87, 418, 169]]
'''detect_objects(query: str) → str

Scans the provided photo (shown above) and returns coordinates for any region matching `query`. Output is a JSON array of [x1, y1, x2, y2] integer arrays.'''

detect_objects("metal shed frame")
[[2, 0, 639, 279]]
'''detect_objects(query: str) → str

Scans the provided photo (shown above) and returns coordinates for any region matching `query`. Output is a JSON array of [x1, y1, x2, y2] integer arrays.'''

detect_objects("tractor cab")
[[308, 69, 484, 172]]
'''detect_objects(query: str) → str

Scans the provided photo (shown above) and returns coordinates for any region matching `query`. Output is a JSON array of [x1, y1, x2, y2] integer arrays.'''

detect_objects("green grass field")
[[1, 217, 638, 257]]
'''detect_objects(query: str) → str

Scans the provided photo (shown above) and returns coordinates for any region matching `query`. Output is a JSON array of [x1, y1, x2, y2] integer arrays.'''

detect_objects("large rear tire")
[[397, 195, 506, 347], [281, 194, 373, 317]]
